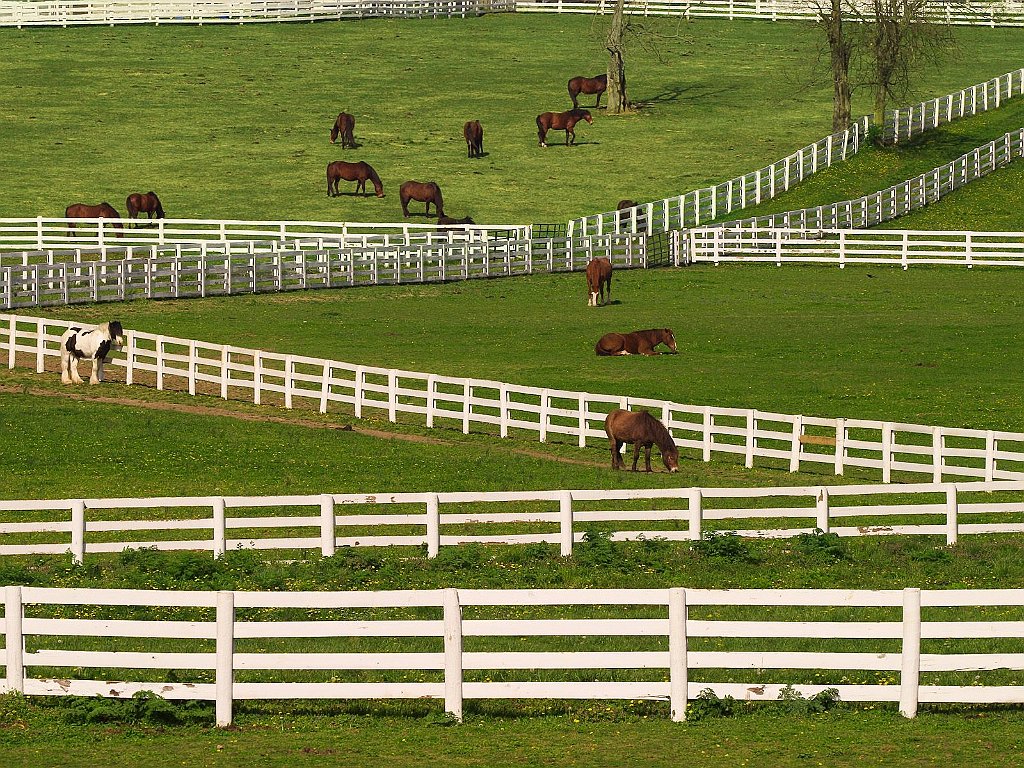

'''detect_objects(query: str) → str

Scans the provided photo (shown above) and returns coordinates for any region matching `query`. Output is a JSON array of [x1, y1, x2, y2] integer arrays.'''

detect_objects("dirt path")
[[0, 382, 605, 468]]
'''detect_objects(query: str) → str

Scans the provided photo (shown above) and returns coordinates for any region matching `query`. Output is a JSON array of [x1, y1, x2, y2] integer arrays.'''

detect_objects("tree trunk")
[[606, 0, 629, 113], [825, 0, 852, 132]]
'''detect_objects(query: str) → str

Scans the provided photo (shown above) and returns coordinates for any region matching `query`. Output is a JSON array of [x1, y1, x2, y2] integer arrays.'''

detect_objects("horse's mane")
[[638, 411, 678, 455]]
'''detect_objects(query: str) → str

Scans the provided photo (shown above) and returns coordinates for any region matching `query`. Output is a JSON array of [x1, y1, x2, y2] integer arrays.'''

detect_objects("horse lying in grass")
[[595, 328, 676, 356], [604, 409, 680, 472], [60, 321, 126, 385]]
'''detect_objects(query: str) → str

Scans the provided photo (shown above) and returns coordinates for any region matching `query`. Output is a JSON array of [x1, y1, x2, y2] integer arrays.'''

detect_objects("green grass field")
[[1, 16, 1022, 224], [4, 13, 1024, 766]]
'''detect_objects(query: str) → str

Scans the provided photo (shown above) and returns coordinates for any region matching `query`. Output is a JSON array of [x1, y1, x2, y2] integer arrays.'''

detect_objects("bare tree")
[[817, 0, 854, 132], [606, 0, 629, 113]]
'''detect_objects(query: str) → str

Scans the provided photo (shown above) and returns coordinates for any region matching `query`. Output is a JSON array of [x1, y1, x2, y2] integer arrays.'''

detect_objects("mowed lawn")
[[0, 16, 1023, 224]]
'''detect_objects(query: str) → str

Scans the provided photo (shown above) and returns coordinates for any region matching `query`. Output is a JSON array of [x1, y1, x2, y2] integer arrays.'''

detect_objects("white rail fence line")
[[4, 585, 1024, 726], [5, 313, 1024, 483], [889, 68, 1024, 144], [683, 228, 1024, 268], [569, 118, 870, 238], [4, 481, 1024, 563], [516, 0, 1024, 25], [0, 0, 512, 26], [0, 233, 649, 311], [701, 128, 1024, 239], [0, 217, 532, 253]]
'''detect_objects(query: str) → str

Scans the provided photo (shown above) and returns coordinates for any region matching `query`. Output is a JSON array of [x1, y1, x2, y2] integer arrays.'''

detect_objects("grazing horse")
[[568, 74, 608, 109], [537, 109, 592, 147], [125, 192, 164, 225], [327, 160, 384, 197], [595, 328, 677, 356], [330, 112, 356, 148], [586, 257, 613, 307], [400, 180, 444, 218], [60, 321, 126, 385], [463, 120, 484, 158], [437, 215, 475, 225], [64, 202, 123, 237], [617, 199, 638, 211], [604, 409, 680, 473]]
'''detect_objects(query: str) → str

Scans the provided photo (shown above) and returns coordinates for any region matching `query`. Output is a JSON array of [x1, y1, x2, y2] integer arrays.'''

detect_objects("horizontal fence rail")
[[4, 585, 1024, 725], [4, 481, 1024, 563], [0, 232, 651, 311], [684, 228, 1024, 268], [5, 313, 1024, 483], [0, 0, 513, 26]]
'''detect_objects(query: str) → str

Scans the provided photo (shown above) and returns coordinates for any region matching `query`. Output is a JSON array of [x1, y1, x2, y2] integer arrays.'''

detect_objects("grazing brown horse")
[[537, 109, 592, 147], [125, 192, 164, 224], [617, 199, 638, 210], [595, 328, 677, 356], [586, 257, 613, 307], [327, 160, 384, 197], [463, 120, 483, 158], [64, 202, 123, 237], [604, 409, 680, 473], [437, 215, 475, 226], [568, 74, 608, 109], [400, 180, 444, 218], [330, 112, 356, 148]]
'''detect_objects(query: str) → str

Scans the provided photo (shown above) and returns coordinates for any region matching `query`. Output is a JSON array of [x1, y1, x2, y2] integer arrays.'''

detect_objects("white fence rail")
[[0, 233, 649, 310], [4, 481, 1024, 563], [0, 0, 512, 26], [5, 313, 1024, 483], [684, 228, 1024, 268], [516, 0, 1024, 26], [4, 584, 1024, 726]]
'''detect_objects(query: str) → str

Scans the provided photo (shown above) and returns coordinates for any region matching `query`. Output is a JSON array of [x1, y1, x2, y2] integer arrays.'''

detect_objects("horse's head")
[[581, 110, 593, 124], [107, 321, 126, 348], [663, 329, 677, 354], [663, 444, 680, 473]]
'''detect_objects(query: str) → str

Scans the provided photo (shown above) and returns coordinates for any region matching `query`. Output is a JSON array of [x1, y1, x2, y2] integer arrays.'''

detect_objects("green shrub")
[[793, 530, 850, 562], [686, 689, 738, 722], [691, 532, 758, 563], [773, 685, 842, 715]]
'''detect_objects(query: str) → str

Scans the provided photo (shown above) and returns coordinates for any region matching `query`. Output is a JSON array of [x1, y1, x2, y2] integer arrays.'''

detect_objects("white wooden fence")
[[569, 118, 870, 238], [0, 232, 648, 310], [4, 584, 1024, 725], [682, 228, 1024, 268], [4, 480, 1024, 563], [5, 313, 1024, 483], [0, 0, 512, 26], [516, 0, 1024, 26]]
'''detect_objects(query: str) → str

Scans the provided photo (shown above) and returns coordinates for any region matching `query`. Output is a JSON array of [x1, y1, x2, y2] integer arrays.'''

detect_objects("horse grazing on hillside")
[[327, 160, 384, 197], [568, 74, 608, 109], [64, 203, 123, 237], [463, 120, 484, 158], [604, 409, 680, 473], [60, 321, 126, 385], [400, 180, 444, 218], [537, 109, 592, 147], [595, 328, 677, 356], [586, 257, 613, 307], [330, 112, 356, 147], [125, 192, 164, 224]]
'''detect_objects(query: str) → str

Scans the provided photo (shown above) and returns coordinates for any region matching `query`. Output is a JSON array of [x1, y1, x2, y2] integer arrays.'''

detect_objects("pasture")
[[0, 16, 1023, 223]]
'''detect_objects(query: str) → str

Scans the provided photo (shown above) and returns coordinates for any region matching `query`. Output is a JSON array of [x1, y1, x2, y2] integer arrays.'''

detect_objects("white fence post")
[[834, 418, 846, 476], [688, 488, 703, 541], [945, 485, 959, 546], [815, 488, 830, 532], [426, 493, 441, 558], [882, 423, 894, 483], [932, 427, 944, 483], [320, 494, 336, 557], [745, 410, 756, 469], [899, 587, 922, 719], [668, 587, 688, 722], [442, 588, 464, 722], [212, 497, 227, 558], [4, 585, 24, 694], [559, 491, 574, 556], [215, 590, 235, 728], [70, 499, 86, 564], [985, 431, 996, 482], [789, 414, 802, 472]]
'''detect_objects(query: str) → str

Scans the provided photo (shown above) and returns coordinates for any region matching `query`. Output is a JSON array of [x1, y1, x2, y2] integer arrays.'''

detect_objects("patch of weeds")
[[53, 691, 212, 726], [691, 532, 758, 563], [686, 688, 738, 721], [0, 691, 30, 727], [771, 685, 842, 715], [909, 546, 953, 563], [574, 529, 618, 567], [793, 529, 850, 562]]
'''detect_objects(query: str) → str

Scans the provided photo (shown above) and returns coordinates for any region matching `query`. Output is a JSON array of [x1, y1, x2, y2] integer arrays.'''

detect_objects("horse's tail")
[[536, 114, 545, 144]]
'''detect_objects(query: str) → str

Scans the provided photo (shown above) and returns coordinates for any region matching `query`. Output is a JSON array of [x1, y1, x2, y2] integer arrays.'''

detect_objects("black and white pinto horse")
[[60, 321, 126, 385]]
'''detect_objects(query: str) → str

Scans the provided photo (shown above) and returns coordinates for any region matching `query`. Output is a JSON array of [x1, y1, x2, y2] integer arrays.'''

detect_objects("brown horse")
[[64, 202, 123, 237], [536, 109, 592, 147], [437, 215, 475, 226], [586, 257, 612, 307], [595, 328, 677, 356], [604, 409, 680, 473], [617, 199, 638, 210], [330, 112, 356, 148], [327, 160, 384, 197], [400, 180, 444, 218], [568, 74, 608, 109], [125, 192, 164, 225], [463, 120, 483, 158]]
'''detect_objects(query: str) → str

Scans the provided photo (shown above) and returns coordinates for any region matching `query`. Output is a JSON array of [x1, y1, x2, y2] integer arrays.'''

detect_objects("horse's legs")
[[90, 357, 102, 385], [538, 125, 547, 148], [609, 438, 622, 469], [60, 350, 72, 385], [643, 444, 653, 472], [69, 356, 84, 385], [631, 443, 642, 472]]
